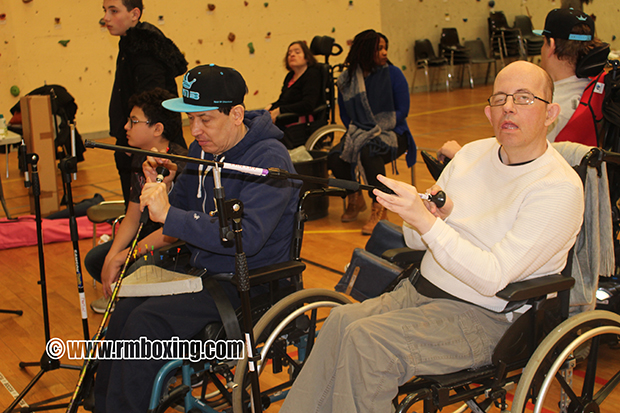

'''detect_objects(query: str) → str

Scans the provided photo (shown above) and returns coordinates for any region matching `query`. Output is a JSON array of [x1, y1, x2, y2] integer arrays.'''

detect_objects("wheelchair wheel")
[[305, 124, 346, 152], [512, 310, 620, 413], [231, 288, 351, 413]]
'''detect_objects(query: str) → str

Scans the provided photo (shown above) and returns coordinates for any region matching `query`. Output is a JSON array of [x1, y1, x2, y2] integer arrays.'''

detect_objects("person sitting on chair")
[[94, 64, 300, 413], [437, 8, 605, 162], [266, 41, 322, 149], [84, 87, 187, 313], [280, 60, 584, 413], [328, 29, 416, 235]]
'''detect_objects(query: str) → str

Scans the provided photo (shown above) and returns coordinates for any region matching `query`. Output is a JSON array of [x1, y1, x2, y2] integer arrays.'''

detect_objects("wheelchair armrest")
[[215, 260, 307, 286], [311, 104, 328, 117], [495, 274, 574, 302], [381, 248, 425, 265], [275, 112, 300, 127]]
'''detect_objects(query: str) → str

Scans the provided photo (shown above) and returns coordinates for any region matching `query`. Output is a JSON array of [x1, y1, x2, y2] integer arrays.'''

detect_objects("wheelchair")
[[146, 189, 352, 413], [337, 146, 620, 412], [283, 35, 348, 154]]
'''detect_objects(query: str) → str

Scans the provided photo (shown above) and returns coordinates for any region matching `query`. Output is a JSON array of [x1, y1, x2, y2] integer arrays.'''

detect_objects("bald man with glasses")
[[281, 60, 584, 413]]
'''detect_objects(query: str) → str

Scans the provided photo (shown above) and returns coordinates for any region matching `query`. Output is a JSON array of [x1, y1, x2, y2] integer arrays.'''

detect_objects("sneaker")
[[90, 296, 113, 314]]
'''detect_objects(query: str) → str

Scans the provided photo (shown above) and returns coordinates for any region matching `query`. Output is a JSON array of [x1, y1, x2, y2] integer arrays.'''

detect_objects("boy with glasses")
[[84, 88, 187, 313]]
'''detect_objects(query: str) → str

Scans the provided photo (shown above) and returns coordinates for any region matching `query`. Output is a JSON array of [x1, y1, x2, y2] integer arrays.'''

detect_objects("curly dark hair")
[[284, 41, 317, 71], [128, 88, 186, 148], [343, 29, 381, 85], [545, 23, 605, 67], [121, 0, 143, 18]]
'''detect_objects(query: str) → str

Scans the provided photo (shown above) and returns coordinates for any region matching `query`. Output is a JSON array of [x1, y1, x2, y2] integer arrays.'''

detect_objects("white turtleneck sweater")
[[404, 138, 584, 312]]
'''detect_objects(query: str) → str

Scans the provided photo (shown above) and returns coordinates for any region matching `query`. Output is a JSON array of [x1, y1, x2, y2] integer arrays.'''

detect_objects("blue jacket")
[[163, 110, 300, 273]]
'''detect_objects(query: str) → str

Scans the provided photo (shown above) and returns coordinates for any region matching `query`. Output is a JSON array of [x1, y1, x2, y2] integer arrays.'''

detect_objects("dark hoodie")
[[163, 110, 300, 273], [109, 21, 188, 142]]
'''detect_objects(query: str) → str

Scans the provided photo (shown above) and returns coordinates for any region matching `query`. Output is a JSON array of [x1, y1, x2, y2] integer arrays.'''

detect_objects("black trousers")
[[94, 278, 241, 413], [328, 133, 408, 201]]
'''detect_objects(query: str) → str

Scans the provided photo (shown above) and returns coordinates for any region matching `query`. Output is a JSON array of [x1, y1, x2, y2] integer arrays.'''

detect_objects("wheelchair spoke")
[[554, 370, 584, 409], [581, 335, 600, 401], [593, 368, 620, 405]]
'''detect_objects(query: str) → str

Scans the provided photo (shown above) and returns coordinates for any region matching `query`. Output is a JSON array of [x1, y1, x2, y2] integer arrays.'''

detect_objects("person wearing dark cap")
[[534, 7, 606, 144], [94, 64, 300, 413]]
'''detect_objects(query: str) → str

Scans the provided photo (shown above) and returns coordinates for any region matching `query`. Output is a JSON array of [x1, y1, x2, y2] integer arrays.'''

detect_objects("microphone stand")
[[4, 152, 81, 413], [58, 156, 90, 341], [211, 165, 263, 412]]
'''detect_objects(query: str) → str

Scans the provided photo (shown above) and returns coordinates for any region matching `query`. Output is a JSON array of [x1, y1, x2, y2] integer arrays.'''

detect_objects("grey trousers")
[[280, 280, 516, 413]]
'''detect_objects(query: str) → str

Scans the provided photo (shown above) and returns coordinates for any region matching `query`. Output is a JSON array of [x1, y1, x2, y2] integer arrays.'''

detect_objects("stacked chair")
[[412, 39, 451, 92], [439, 28, 473, 89], [514, 15, 544, 59], [488, 11, 526, 66]]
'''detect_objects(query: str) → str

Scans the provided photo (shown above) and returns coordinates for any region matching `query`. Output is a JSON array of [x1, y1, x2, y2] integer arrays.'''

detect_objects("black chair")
[[412, 39, 451, 92], [439, 28, 473, 89], [464, 39, 497, 86], [514, 15, 544, 58], [488, 11, 525, 66]]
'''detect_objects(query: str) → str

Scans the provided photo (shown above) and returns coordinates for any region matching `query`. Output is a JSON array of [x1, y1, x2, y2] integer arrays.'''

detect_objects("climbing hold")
[[247, 42, 255, 54], [207, 3, 216, 11], [488, 0, 495, 7], [244, 1, 249, 5], [401, 65, 407, 71], [228, 32, 236, 42], [10, 86, 20, 97], [157, 15, 164, 24], [253, 90, 259, 95], [195, 60, 201, 64], [198, 39, 203, 44], [265, 31, 271, 39], [348, 0, 353, 5], [332, 27, 336, 33], [23, 0, 33, 3], [264, 2, 268, 7], [346, 39, 353, 47], [463, 18, 468, 22], [54, 17, 60, 24], [58, 39, 70, 47], [0, 13, 6, 21], [613, 35, 617, 41], [99, 18, 105, 26]]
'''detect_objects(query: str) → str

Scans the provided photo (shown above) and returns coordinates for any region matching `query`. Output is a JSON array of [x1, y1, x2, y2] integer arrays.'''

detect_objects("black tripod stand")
[[4, 152, 81, 413]]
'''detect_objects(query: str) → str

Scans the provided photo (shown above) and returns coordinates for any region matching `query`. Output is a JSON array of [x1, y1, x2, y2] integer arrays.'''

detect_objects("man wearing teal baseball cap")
[[95, 64, 300, 412]]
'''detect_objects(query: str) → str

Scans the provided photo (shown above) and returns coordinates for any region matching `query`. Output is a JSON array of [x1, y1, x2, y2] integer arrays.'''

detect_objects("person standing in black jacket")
[[102, 0, 187, 206]]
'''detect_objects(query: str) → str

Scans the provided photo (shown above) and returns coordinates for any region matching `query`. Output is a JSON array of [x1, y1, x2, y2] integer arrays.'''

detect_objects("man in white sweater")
[[281, 61, 584, 413]]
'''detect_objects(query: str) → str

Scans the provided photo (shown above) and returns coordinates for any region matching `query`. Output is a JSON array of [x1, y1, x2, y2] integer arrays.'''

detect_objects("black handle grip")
[[428, 191, 446, 208]]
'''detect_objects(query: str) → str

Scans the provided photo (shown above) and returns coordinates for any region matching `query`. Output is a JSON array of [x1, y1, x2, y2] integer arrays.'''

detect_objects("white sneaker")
[[90, 296, 113, 314]]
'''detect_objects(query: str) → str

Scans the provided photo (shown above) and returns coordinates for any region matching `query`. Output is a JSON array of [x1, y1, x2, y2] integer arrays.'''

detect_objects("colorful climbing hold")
[[10, 86, 20, 97], [207, 3, 216, 11], [228, 32, 236, 42], [58, 39, 70, 47], [248, 42, 255, 54]]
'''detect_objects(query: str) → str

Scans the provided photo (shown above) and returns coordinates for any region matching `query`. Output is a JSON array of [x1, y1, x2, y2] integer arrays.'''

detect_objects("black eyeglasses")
[[127, 117, 151, 129], [488, 92, 550, 107]]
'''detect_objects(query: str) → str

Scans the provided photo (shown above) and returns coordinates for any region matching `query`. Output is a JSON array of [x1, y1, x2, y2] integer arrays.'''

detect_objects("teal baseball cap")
[[162, 64, 247, 113]]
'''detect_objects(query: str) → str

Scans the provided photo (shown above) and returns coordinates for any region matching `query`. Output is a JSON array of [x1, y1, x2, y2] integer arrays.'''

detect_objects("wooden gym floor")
[[1, 83, 619, 412]]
